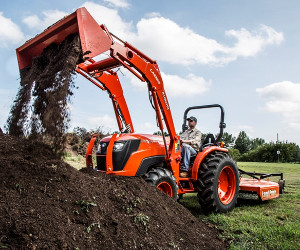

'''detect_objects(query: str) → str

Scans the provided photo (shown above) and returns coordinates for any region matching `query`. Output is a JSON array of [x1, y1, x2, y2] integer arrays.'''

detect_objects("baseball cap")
[[187, 116, 197, 122]]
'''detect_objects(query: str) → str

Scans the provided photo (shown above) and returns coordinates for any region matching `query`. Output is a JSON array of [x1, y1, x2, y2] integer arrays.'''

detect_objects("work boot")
[[179, 171, 188, 178]]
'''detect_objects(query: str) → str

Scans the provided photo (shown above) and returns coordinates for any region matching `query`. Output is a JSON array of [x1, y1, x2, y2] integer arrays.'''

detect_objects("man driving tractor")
[[180, 116, 202, 177]]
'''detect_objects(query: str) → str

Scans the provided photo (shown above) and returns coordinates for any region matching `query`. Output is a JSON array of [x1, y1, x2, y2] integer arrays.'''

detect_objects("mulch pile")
[[0, 133, 227, 249]]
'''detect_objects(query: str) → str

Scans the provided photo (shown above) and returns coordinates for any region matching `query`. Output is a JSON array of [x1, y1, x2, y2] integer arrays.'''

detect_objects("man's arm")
[[190, 130, 202, 150]]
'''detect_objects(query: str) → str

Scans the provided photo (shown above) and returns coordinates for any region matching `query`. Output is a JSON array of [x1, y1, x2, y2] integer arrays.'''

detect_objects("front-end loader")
[[16, 7, 284, 213]]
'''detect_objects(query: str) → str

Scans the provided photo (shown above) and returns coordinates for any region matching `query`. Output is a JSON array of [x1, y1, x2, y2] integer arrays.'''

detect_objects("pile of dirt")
[[6, 34, 82, 154], [0, 133, 227, 249]]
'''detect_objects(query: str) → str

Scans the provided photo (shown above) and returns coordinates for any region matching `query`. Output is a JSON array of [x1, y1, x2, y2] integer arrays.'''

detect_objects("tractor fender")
[[191, 146, 228, 180], [86, 134, 98, 167]]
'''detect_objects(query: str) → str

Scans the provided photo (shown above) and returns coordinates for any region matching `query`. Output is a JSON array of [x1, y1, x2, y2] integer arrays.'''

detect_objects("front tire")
[[197, 152, 239, 213], [144, 167, 178, 200]]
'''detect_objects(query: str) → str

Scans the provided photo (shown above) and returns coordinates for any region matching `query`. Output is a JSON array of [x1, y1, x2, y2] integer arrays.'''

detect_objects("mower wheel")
[[197, 151, 239, 213], [278, 179, 285, 194], [144, 167, 178, 200]]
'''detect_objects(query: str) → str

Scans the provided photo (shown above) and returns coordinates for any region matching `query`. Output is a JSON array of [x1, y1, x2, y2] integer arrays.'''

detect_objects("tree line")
[[216, 131, 300, 163], [156, 130, 300, 162]]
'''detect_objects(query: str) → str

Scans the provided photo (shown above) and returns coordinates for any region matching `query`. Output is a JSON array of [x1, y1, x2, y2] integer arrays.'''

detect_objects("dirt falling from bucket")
[[6, 34, 83, 155]]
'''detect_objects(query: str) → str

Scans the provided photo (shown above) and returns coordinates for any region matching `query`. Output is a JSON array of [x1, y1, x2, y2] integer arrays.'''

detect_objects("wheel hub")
[[218, 166, 236, 204], [157, 182, 173, 197]]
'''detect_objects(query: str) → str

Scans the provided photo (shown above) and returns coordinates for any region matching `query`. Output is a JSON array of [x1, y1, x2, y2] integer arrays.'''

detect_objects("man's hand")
[[181, 139, 190, 145]]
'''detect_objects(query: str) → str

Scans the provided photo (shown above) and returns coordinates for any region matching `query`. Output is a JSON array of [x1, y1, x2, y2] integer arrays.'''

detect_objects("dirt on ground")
[[0, 133, 227, 249]]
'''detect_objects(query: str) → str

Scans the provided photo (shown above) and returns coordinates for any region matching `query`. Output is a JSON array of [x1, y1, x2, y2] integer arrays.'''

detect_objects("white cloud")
[[162, 73, 211, 97], [230, 125, 255, 138], [256, 81, 300, 101], [131, 16, 225, 65], [0, 12, 25, 47], [22, 10, 68, 31], [126, 71, 211, 97], [87, 114, 118, 131], [257, 81, 300, 129], [289, 123, 300, 130], [135, 122, 157, 134], [125, 72, 146, 91], [103, 0, 130, 8], [79, 3, 284, 66], [131, 18, 284, 66], [82, 2, 133, 39], [144, 12, 161, 18], [21, 3, 283, 66], [224, 25, 283, 60]]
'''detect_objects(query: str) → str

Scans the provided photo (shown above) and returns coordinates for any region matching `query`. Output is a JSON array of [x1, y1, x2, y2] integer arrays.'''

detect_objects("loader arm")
[[77, 30, 181, 177], [76, 60, 134, 133]]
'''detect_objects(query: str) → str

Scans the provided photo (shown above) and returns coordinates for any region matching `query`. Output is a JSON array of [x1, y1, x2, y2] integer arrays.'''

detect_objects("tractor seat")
[[199, 133, 216, 152]]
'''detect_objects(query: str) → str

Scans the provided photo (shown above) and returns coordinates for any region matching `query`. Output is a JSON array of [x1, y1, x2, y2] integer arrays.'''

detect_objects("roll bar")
[[182, 104, 226, 144]]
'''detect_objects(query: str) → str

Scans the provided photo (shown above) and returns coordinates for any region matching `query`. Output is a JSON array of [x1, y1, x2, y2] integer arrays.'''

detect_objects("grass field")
[[64, 152, 85, 170], [179, 162, 300, 249]]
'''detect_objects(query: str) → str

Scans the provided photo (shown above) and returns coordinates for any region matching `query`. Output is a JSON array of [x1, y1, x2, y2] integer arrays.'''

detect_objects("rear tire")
[[144, 167, 178, 200], [197, 152, 239, 213]]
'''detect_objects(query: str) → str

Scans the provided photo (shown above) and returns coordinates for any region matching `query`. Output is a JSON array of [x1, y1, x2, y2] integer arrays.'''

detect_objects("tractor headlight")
[[98, 142, 108, 154], [113, 141, 126, 151]]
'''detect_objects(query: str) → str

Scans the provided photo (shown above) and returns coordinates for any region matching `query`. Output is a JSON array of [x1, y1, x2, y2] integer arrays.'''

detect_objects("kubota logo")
[[262, 189, 277, 198], [162, 91, 169, 110], [150, 68, 160, 84]]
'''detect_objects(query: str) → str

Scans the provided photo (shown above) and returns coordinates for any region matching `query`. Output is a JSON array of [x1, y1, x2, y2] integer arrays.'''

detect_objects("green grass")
[[63, 153, 86, 170], [179, 162, 300, 249]]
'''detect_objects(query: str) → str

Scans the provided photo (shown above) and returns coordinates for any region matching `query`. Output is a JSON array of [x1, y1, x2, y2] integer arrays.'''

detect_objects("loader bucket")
[[16, 7, 113, 70]]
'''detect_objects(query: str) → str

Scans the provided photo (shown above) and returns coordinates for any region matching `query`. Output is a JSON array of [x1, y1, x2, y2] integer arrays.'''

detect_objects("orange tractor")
[[16, 7, 284, 213]]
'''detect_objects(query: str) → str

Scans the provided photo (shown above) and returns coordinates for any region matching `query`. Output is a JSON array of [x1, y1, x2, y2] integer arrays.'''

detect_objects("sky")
[[1, 0, 300, 145]]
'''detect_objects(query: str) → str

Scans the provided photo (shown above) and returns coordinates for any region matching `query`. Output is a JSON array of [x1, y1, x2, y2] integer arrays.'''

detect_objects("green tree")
[[219, 132, 236, 148], [228, 148, 241, 161], [251, 137, 265, 150], [294, 145, 300, 162], [234, 131, 251, 154], [239, 142, 300, 162], [73, 127, 89, 142], [153, 131, 168, 136]]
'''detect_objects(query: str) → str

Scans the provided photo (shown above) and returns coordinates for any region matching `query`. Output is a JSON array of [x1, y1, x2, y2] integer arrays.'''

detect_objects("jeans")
[[181, 143, 197, 171]]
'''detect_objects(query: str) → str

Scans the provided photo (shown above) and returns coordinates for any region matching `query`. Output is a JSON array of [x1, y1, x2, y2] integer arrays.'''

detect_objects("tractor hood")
[[101, 133, 170, 146]]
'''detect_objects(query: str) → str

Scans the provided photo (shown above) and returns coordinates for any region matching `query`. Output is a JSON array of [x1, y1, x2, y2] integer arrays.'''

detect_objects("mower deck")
[[239, 177, 280, 200], [178, 175, 282, 201]]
